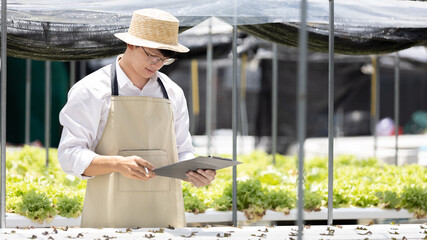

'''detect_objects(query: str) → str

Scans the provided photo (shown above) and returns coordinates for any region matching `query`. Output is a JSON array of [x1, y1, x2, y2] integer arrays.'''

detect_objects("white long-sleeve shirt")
[[58, 60, 195, 179]]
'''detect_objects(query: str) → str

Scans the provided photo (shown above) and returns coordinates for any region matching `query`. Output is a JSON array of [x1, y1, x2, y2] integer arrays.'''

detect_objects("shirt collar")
[[115, 56, 158, 90]]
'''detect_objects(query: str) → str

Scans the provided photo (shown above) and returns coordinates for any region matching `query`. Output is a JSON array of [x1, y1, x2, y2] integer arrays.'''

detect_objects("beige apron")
[[80, 63, 185, 228]]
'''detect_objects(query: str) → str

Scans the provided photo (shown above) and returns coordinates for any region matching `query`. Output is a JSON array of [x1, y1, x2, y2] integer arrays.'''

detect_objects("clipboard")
[[154, 156, 241, 180]]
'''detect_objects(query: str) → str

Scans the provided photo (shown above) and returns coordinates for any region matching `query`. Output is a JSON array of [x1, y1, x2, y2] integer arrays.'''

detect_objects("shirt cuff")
[[78, 149, 98, 180]]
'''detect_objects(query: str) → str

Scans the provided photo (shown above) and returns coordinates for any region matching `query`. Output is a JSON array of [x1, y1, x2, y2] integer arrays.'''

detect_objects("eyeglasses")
[[141, 47, 175, 66]]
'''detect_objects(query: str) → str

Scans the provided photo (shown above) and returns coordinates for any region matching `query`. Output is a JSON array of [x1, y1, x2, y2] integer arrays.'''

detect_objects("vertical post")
[[394, 53, 400, 165], [206, 18, 213, 156], [79, 60, 86, 79], [327, 0, 335, 226], [297, 0, 308, 238], [232, 24, 238, 227], [231, 0, 239, 226], [189, 63, 194, 134], [45, 61, 51, 166], [25, 59, 32, 145], [191, 59, 200, 134], [336, 107, 344, 137], [69, 61, 76, 87], [240, 53, 248, 137], [272, 43, 278, 164], [375, 57, 380, 159], [212, 64, 218, 139], [0, 0, 7, 228], [371, 56, 379, 159], [231, 0, 240, 225]]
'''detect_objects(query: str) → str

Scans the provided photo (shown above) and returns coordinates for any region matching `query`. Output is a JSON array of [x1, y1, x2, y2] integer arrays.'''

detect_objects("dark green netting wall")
[[6, 57, 68, 146]]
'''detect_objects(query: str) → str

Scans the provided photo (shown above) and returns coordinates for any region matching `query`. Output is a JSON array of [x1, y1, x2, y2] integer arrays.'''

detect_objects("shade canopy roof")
[[2, 0, 427, 61]]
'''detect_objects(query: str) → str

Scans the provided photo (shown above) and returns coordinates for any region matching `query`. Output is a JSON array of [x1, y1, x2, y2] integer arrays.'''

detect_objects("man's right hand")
[[116, 155, 156, 181], [83, 155, 156, 181]]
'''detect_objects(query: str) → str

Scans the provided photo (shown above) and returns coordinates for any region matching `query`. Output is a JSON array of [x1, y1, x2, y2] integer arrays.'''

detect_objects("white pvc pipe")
[[327, 0, 335, 226], [297, 0, 308, 238], [272, 43, 278, 164], [394, 53, 400, 165], [45, 61, 51, 166], [25, 59, 32, 145], [1, 0, 7, 228], [206, 18, 213, 156], [69, 61, 76, 87], [231, 24, 238, 228]]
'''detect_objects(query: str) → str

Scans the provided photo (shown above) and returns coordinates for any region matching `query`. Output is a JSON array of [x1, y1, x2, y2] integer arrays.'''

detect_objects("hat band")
[[128, 14, 179, 46]]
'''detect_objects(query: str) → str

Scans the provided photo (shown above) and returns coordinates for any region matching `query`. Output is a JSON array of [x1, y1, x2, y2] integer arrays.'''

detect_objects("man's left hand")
[[185, 169, 216, 187]]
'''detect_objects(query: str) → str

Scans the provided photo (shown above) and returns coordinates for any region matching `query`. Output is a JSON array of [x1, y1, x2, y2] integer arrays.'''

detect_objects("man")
[[58, 8, 216, 228]]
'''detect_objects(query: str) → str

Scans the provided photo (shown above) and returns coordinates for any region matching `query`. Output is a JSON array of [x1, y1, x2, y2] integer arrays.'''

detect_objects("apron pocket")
[[118, 149, 171, 192]]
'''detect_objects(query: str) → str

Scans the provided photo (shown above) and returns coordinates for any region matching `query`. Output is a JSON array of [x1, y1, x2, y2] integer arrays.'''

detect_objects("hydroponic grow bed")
[[5, 147, 427, 227], [4, 208, 421, 228]]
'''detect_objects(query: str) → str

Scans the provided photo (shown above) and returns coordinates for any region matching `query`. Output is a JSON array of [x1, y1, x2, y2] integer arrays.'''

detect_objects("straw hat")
[[115, 9, 189, 53]]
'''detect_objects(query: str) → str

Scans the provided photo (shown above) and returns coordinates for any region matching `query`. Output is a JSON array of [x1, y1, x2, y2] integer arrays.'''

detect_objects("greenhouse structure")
[[0, 0, 427, 239]]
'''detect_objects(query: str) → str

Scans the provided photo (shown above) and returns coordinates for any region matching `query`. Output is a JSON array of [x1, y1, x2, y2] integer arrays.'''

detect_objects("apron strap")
[[110, 61, 169, 99], [157, 78, 169, 100], [111, 62, 119, 96]]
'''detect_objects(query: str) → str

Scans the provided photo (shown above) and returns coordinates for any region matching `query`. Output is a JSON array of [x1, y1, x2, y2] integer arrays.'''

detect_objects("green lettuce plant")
[[15, 189, 56, 224], [56, 195, 83, 218], [400, 186, 427, 218], [183, 182, 207, 214]]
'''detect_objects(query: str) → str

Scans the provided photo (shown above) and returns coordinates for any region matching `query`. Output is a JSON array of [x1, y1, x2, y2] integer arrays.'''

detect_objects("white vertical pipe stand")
[[374, 57, 380, 159], [394, 53, 400, 165], [206, 18, 213, 156], [370, 56, 380, 159], [69, 61, 76, 87], [25, 59, 32, 145], [327, 0, 335, 226], [231, 1, 238, 227], [272, 43, 278, 164], [297, 0, 308, 238], [45, 61, 51, 166], [0, 0, 7, 228]]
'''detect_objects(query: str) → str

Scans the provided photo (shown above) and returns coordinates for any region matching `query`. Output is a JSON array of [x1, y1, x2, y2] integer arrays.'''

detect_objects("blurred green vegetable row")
[[5, 146, 427, 223], [184, 151, 427, 221], [5, 146, 85, 223]]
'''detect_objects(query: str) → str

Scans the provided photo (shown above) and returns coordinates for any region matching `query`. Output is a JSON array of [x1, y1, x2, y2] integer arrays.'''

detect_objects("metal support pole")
[[272, 43, 278, 164], [45, 61, 51, 166], [297, 0, 308, 238], [327, 0, 335, 226], [231, 24, 238, 227], [25, 59, 32, 145], [240, 53, 248, 137], [231, 0, 239, 226], [69, 61, 76, 87], [370, 56, 379, 159], [394, 53, 400, 165], [0, 0, 7, 229], [189, 63, 194, 134], [79, 60, 86, 80], [190, 59, 200, 134], [206, 18, 213, 156], [375, 57, 380, 159], [212, 64, 218, 139]]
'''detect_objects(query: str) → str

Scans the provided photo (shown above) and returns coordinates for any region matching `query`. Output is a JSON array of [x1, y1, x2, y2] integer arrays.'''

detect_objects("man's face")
[[132, 46, 166, 79]]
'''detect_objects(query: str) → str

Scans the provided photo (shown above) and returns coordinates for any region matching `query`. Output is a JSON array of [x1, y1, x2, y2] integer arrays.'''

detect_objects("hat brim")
[[115, 32, 189, 53]]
